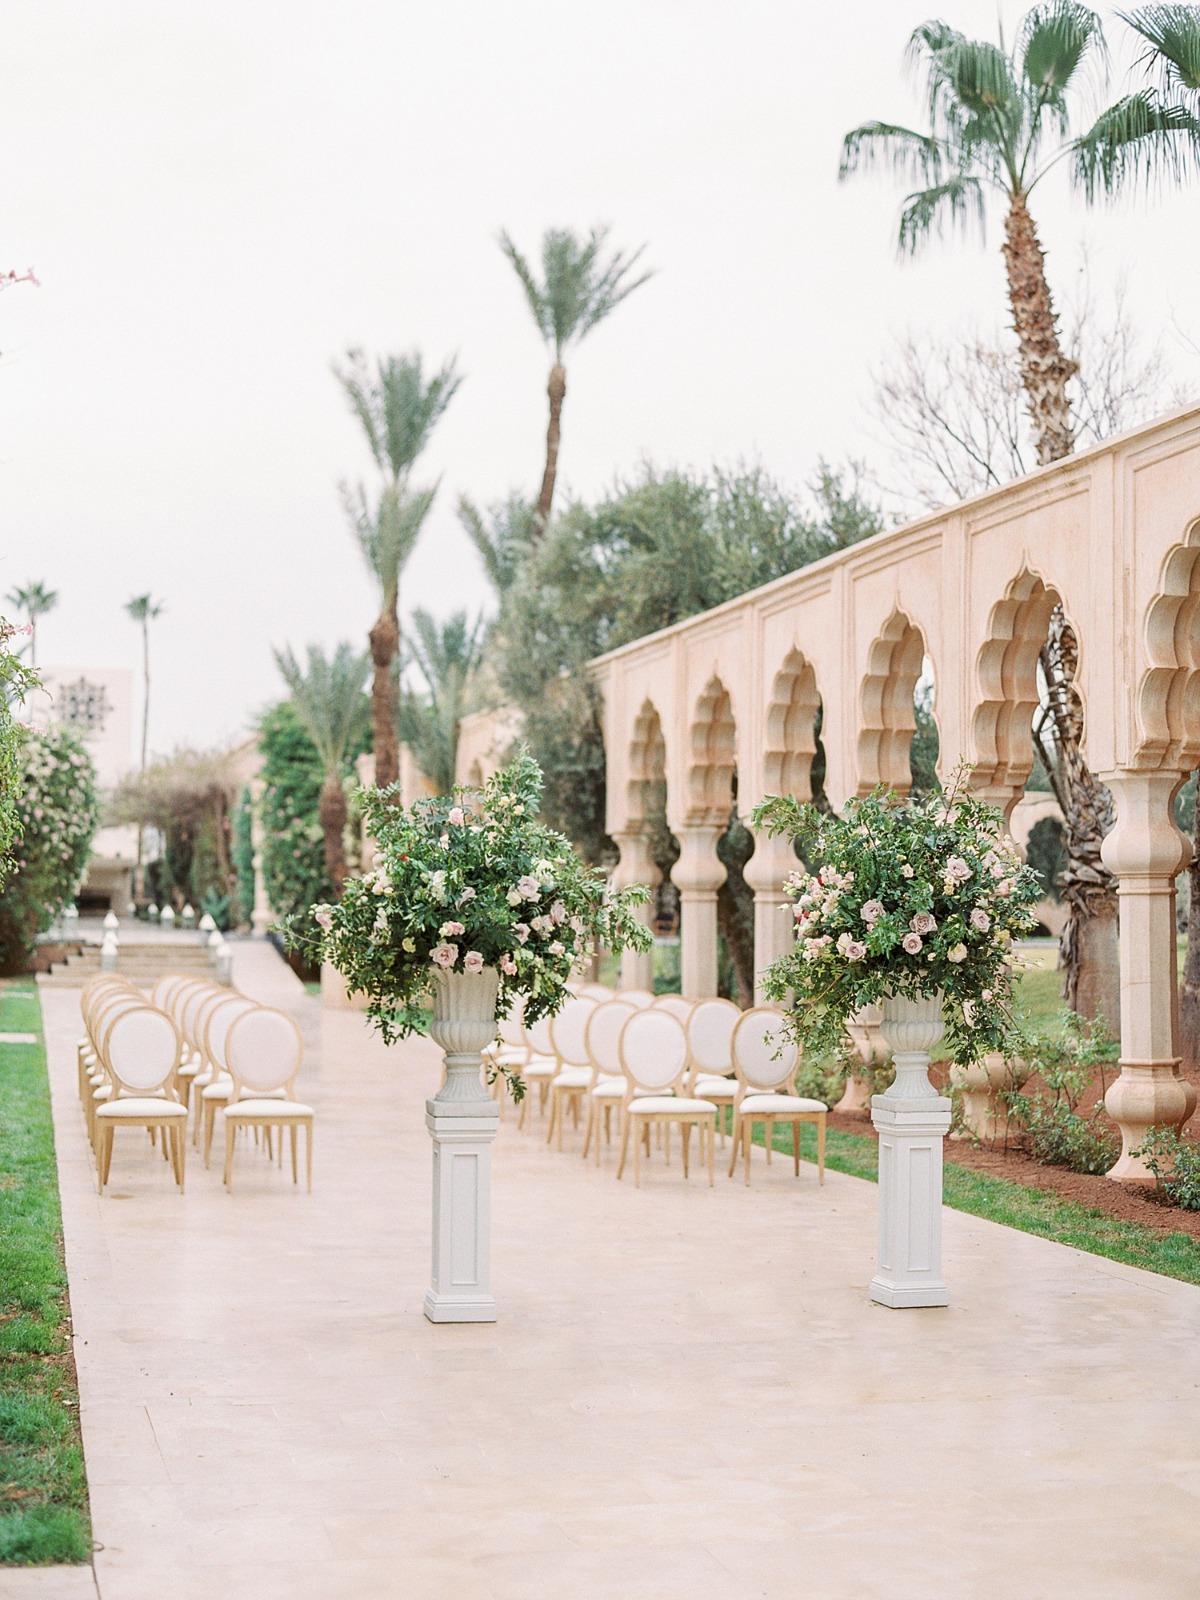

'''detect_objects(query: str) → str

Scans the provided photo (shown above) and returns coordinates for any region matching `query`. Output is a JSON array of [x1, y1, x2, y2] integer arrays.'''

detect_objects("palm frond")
[[1073, 86, 1200, 193], [839, 121, 947, 182], [342, 482, 436, 607], [397, 608, 486, 794], [6, 580, 59, 620], [897, 174, 987, 252], [500, 226, 654, 361], [457, 493, 533, 593], [273, 641, 371, 773], [1021, 2, 1106, 91], [333, 348, 461, 483], [125, 592, 165, 623], [1120, 4, 1200, 94], [498, 230, 553, 343]]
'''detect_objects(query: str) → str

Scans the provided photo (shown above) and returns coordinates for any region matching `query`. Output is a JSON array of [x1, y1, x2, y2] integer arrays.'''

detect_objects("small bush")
[[1135, 1127, 1200, 1210], [1004, 1012, 1120, 1175], [1007, 1095, 1118, 1174], [795, 1049, 848, 1108]]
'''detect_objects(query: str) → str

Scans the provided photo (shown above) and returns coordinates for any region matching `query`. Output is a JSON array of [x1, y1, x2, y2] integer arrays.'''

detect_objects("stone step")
[[38, 944, 219, 987]]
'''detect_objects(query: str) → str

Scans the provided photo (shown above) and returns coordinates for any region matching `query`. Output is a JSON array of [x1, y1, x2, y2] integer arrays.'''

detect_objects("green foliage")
[[341, 482, 437, 609], [287, 751, 652, 1043], [0, 729, 99, 974], [0, 985, 91, 1563], [0, 620, 41, 885], [499, 225, 654, 362], [1004, 1011, 1120, 1173], [1026, 814, 1065, 901], [272, 643, 371, 775], [231, 785, 255, 927], [794, 1048, 850, 1108], [909, 678, 941, 795], [1134, 1125, 1200, 1208], [398, 609, 485, 795], [752, 772, 1043, 1064], [200, 887, 233, 932], [333, 348, 462, 484], [258, 702, 334, 923]]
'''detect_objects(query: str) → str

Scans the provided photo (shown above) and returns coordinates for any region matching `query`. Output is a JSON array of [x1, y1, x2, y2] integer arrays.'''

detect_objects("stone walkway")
[[17, 945, 1200, 1599]]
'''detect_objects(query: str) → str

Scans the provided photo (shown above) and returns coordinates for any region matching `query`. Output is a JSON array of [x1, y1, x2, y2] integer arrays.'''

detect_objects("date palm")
[[273, 642, 371, 892], [6, 580, 57, 667], [334, 348, 461, 790], [397, 609, 485, 796], [124, 593, 164, 771], [500, 226, 653, 538]]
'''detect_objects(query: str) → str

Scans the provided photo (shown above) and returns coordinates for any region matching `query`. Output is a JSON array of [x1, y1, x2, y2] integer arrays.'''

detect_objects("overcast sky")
[[2, 0, 1196, 760]]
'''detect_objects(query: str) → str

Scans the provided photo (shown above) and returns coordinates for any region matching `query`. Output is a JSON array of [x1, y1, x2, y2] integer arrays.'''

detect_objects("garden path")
[[27, 944, 1200, 1600]]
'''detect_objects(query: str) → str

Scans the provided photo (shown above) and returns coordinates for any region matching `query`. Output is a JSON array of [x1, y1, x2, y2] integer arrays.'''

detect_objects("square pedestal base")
[[424, 1290, 498, 1324], [869, 1277, 949, 1309]]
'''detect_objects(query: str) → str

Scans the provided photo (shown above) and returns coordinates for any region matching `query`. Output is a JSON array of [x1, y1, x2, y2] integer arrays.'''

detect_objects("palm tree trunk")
[[135, 619, 150, 899], [318, 770, 348, 892], [1001, 192, 1077, 466], [369, 606, 400, 791], [534, 363, 566, 538]]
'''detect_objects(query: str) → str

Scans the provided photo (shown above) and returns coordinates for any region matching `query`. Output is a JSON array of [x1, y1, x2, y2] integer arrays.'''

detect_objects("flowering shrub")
[[0, 725, 100, 972], [258, 702, 334, 923], [751, 772, 1042, 1065], [286, 751, 652, 1042], [0, 618, 40, 885]]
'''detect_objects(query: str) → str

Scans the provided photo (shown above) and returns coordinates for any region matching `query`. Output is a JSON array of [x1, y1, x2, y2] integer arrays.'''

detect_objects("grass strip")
[[0, 981, 91, 1565], [755, 1120, 1200, 1289]]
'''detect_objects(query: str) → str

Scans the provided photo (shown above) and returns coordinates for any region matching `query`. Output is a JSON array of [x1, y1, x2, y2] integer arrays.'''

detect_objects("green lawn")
[[0, 982, 91, 1565], [762, 1120, 1200, 1288]]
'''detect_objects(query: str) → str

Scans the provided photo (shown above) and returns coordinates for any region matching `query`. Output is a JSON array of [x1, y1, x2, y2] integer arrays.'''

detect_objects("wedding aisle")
[[31, 946, 1200, 1600]]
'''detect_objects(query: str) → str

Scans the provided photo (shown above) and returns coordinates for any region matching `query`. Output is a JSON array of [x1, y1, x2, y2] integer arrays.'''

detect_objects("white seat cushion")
[[628, 1096, 717, 1116], [740, 1094, 827, 1114], [178, 1061, 202, 1079], [201, 1077, 233, 1101], [96, 1098, 187, 1119], [694, 1075, 737, 1098], [589, 1077, 626, 1099], [552, 1067, 592, 1089], [225, 1099, 313, 1119]]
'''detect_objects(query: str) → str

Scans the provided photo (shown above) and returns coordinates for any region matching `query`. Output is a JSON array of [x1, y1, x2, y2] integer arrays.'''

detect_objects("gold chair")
[[546, 995, 599, 1149], [94, 1005, 187, 1193], [616, 1009, 717, 1186], [581, 996, 637, 1163], [222, 1006, 313, 1191], [728, 1007, 827, 1186], [685, 996, 742, 1146]]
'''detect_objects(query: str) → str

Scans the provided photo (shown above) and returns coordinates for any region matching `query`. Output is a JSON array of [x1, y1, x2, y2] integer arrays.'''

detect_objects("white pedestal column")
[[425, 967, 501, 1324], [870, 992, 951, 1309]]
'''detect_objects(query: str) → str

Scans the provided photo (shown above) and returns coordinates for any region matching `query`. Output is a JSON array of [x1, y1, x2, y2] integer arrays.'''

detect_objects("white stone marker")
[[424, 967, 500, 1324], [870, 992, 951, 1309]]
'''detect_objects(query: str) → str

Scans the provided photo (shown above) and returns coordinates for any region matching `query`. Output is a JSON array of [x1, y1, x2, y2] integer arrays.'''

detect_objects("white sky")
[[2, 0, 1196, 758]]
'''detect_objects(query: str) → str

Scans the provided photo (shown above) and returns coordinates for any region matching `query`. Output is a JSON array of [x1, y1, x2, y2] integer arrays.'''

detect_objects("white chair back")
[[497, 992, 526, 1048], [103, 1007, 182, 1095], [584, 997, 636, 1075], [687, 997, 741, 1076], [225, 1007, 304, 1097], [619, 1010, 689, 1094], [204, 994, 257, 1073], [652, 994, 693, 1025], [619, 988, 657, 1009], [731, 1008, 799, 1092], [548, 995, 597, 1068], [526, 1013, 554, 1058]]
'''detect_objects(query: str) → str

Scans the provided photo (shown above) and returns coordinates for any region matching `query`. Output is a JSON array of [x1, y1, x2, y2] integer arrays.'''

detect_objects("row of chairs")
[[488, 985, 827, 1186], [77, 973, 313, 1192]]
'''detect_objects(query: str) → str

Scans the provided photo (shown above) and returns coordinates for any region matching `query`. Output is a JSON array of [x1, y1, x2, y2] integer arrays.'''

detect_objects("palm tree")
[[841, 4, 1199, 1028], [273, 642, 371, 892], [6, 580, 58, 667], [124, 594, 164, 770], [397, 610, 486, 795], [333, 348, 461, 792], [499, 226, 654, 538]]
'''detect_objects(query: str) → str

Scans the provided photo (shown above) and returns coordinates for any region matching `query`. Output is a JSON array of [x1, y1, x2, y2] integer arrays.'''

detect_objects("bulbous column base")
[[1104, 1064, 1197, 1185]]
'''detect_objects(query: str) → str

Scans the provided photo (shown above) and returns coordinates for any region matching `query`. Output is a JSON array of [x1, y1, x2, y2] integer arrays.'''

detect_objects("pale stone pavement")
[[12, 942, 1200, 1599]]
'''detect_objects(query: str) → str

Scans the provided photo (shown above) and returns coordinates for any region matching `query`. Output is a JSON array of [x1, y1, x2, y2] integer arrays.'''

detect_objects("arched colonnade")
[[591, 408, 1200, 1183]]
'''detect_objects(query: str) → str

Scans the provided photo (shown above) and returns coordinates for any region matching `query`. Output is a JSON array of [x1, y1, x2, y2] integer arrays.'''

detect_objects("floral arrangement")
[[0, 724, 100, 972], [286, 751, 652, 1044], [0, 618, 41, 885], [751, 771, 1043, 1065]]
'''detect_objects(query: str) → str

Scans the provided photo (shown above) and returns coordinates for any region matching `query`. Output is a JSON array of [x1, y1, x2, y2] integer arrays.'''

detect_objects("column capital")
[[1099, 769, 1191, 881], [672, 823, 726, 896]]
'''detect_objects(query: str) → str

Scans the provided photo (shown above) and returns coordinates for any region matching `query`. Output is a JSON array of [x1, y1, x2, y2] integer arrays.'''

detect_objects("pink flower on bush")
[[947, 943, 969, 963], [500, 955, 518, 976], [902, 932, 923, 954], [514, 923, 530, 944], [440, 920, 466, 937], [550, 900, 567, 924], [548, 941, 566, 956], [314, 907, 333, 930], [517, 875, 540, 900], [431, 943, 458, 969], [463, 950, 484, 974], [911, 912, 936, 935], [447, 806, 466, 827], [970, 908, 990, 932], [945, 856, 971, 883], [860, 899, 885, 924]]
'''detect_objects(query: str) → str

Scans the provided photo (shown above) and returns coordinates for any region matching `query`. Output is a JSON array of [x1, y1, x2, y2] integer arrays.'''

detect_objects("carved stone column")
[[672, 824, 725, 999], [610, 830, 660, 991], [248, 778, 274, 938], [743, 831, 798, 1004], [1100, 770, 1196, 1184]]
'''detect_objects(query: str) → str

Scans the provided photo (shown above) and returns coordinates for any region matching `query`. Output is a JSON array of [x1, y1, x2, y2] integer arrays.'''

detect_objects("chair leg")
[[290, 1124, 298, 1184], [793, 1120, 801, 1177], [545, 1092, 557, 1146], [305, 1120, 313, 1192], [681, 1121, 691, 1179], [582, 1099, 594, 1160], [727, 1113, 740, 1178], [634, 1120, 641, 1188], [707, 1117, 715, 1186], [97, 1123, 113, 1192], [223, 1121, 236, 1189], [743, 1120, 752, 1187], [817, 1114, 826, 1184], [765, 1119, 773, 1164], [616, 1115, 631, 1180], [203, 1101, 217, 1168], [177, 1125, 187, 1193]]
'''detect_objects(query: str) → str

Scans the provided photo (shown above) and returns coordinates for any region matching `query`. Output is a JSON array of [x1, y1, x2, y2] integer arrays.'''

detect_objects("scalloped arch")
[[763, 648, 820, 799], [972, 568, 1060, 808], [626, 699, 667, 827], [1138, 520, 1200, 770], [857, 610, 926, 795], [687, 676, 736, 824]]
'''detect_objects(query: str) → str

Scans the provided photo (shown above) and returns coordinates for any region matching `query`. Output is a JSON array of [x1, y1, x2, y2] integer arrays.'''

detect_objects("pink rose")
[[500, 955, 518, 976], [548, 941, 565, 956], [314, 908, 333, 930], [970, 908, 990, 932], [945, 856, 971, 882], [861, 899, 885, 924], [844, 940, 866, 961], [463, 950, 484, 974], [440, 920, 466, 937], [431, 943, 458, 969], [447, 807, 466, 827], [517, 875, 540, 900], [514, 923, 530, 944], [902, 932, 923, 954], [911, 912, 936, 935]]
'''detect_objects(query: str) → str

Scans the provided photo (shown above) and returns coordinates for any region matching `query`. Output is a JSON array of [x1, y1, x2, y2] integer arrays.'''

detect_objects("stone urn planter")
[[869, 992, 951, 1309], [949, 1051, 1027, 1143], [424, 966, 501, 1324]]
